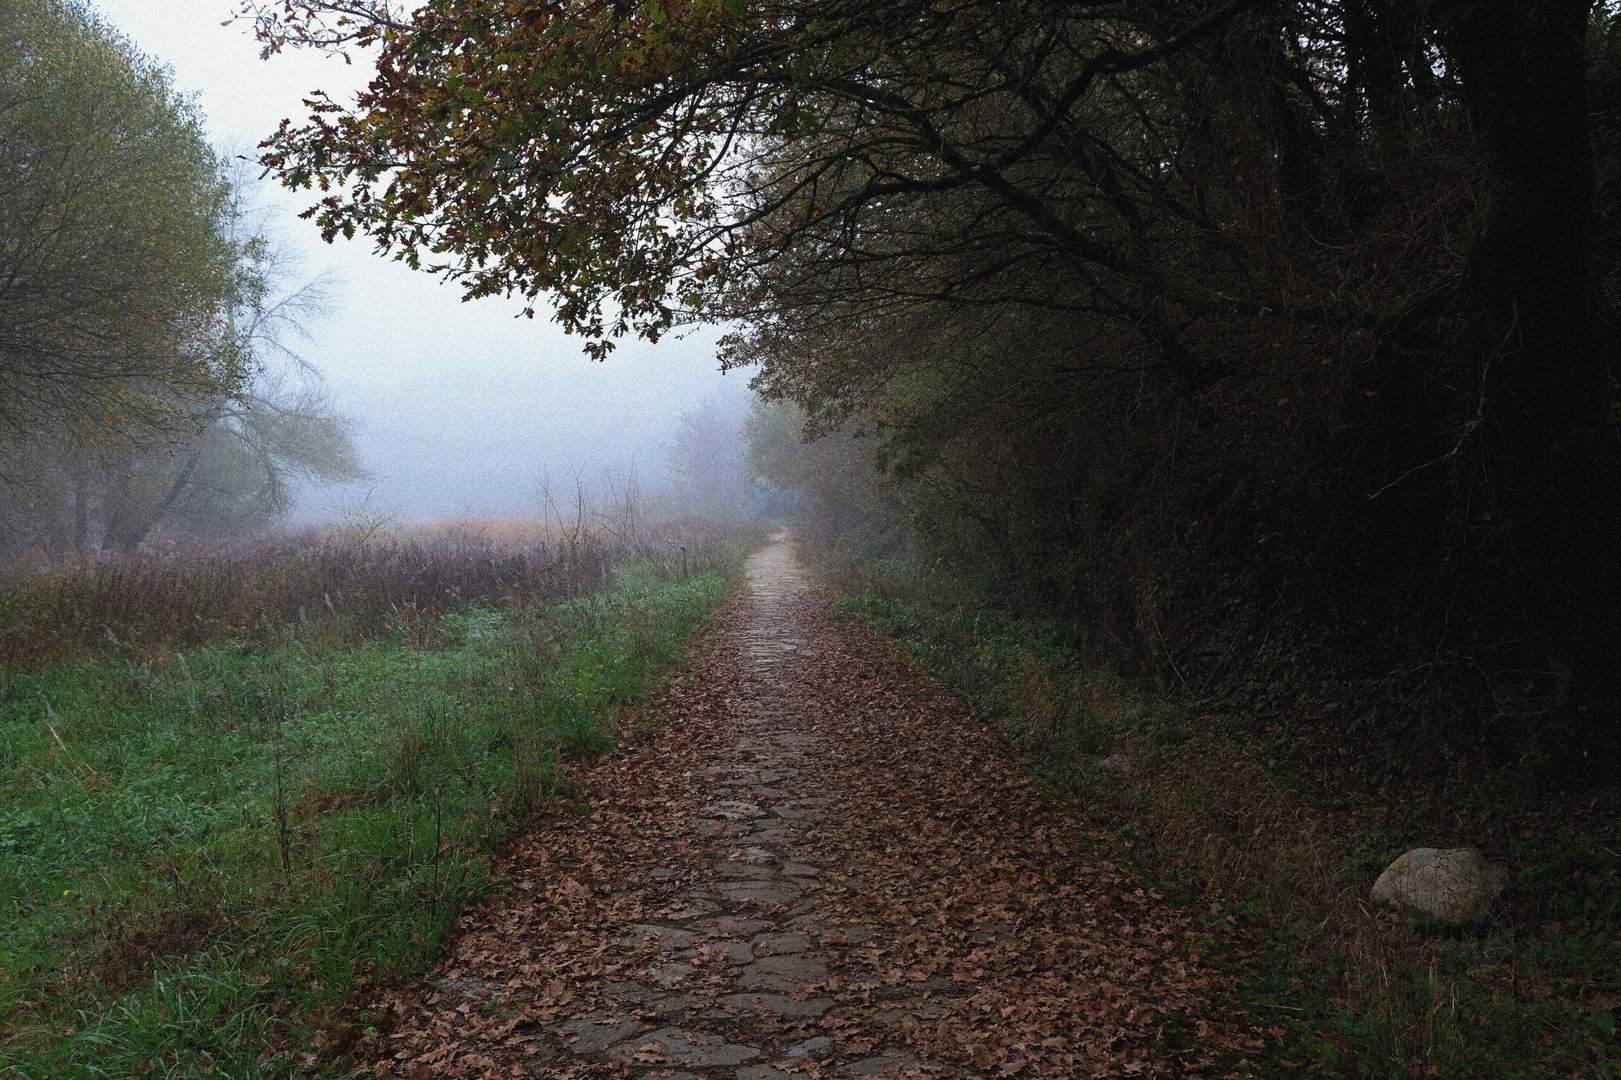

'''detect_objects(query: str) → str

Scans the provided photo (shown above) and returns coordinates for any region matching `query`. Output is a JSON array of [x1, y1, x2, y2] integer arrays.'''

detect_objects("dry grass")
[[0, 516, 738, 669]]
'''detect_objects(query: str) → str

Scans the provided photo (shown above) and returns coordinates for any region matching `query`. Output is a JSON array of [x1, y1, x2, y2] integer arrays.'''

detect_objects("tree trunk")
[[103, 453, 201, 553], [1442, 0, 1621, 744], [72, 471, 88, 556], [1345, 0, 1411, 131]]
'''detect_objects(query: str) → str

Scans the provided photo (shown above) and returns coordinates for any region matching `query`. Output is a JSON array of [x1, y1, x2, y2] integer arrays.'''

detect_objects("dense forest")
[[250, 0, 1621, 767]]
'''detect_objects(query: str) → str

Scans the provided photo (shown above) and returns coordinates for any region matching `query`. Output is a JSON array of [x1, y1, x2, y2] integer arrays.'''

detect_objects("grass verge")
[[0, 556, 741, 1078], [830, 572, 1620, 1080]]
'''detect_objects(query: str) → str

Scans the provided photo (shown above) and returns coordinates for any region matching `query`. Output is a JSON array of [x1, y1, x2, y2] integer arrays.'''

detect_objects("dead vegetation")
[[0, 513, 740, 670]]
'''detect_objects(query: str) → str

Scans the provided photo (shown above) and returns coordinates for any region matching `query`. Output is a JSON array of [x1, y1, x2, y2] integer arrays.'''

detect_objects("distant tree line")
[[0, 0, 360, 563], [669, 395, 800, 520], [250, 0, 1621, 763]]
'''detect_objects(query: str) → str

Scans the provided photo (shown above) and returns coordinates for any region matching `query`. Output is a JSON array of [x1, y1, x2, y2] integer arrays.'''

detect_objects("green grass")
[[831, 584, 1621, 1080], [0, 561, 737, 1078]]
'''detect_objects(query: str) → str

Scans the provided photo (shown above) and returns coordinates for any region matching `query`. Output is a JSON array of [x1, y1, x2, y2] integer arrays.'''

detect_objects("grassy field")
[[0, 537, 745, 1078], [830, 569, 1620, 1080]]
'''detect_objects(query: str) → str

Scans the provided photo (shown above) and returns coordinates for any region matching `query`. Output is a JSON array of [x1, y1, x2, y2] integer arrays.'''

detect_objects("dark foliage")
[[251, 0, 1621, 763], [737, 0, 1621, 770]]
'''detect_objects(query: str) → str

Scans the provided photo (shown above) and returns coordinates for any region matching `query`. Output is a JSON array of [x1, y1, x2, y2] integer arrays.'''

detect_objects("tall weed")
[[0, 521, 741, 669]]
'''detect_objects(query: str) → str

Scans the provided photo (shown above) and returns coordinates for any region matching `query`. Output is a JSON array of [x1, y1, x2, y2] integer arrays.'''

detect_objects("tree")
[[669, 397, 753, 518], [745, 399, 897, 544], [251, 0, 1621, 753], [91, 166, 364, 551], [0, 0, 248, 457], [249, 0, 1262, 358], [93, 384, 364, 549], [0, 1, 363, 560]]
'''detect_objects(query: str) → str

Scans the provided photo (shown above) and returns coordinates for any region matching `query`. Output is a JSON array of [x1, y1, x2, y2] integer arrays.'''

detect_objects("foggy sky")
[[91, 0, 750, 522]]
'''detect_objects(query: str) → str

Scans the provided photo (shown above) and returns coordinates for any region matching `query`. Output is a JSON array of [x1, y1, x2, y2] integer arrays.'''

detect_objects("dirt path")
[[374, 534, 1260, 1079]]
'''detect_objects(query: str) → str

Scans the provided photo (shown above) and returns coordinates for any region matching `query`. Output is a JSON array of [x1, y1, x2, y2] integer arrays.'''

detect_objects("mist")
[[90, 0, 752, 525]]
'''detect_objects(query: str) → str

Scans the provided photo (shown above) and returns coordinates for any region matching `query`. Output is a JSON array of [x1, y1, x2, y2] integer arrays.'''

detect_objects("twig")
[[42, 699, 95, 778], [1151, 616, 1188, 689]]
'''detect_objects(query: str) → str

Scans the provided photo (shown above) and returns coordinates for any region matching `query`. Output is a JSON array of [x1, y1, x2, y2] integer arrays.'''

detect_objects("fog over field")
[[92, 0, 749, 522]]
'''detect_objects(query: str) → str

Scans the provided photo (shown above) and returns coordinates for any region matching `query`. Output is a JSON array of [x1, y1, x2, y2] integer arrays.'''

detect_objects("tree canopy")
[[0, 2, 362, 559], [0, 0, 248, 450], [254, 0, 1268, 357], [252, 0, 1621, 758]]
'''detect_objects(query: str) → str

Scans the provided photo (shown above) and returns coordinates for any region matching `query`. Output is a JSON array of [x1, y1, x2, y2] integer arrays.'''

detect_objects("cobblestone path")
[[374, 533, 1255, 1079]]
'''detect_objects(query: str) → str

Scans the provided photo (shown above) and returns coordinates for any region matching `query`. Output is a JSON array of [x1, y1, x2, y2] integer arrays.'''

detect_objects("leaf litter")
[[371, 536, 1268, 1078]]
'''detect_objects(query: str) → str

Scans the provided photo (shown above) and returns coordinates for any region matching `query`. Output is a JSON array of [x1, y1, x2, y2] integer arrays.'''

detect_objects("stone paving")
[[396, 534, 938, 1078], [519, 535, 923, 1078], [382, 531, 1252, 1079]]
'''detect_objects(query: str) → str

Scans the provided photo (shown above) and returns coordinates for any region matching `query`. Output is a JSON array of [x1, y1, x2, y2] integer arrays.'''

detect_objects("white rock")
[[1371, 847, 1508, 923]]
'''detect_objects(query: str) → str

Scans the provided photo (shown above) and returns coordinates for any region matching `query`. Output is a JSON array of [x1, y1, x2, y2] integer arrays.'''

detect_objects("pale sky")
[[91, 0, 748, 521]]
